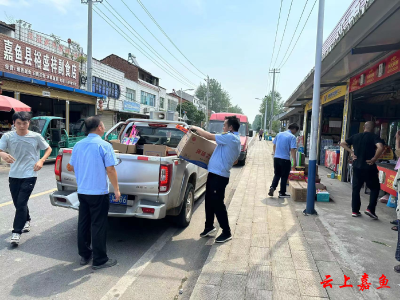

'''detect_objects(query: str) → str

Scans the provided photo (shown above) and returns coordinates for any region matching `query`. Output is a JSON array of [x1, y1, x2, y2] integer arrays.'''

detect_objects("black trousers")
[[9, 177, 37, 234], [352, 168, 380, 214], [205, 173, 230, 233], [271, 158, 291, 194], [78, 194, 109, 266], [396, 221, 400, 262], [259, 134, 262, 141]]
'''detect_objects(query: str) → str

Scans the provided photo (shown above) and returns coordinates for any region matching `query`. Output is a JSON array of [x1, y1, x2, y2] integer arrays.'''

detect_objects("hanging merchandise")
[[387, 195, 398, 208], [122, 125, 140, 145]]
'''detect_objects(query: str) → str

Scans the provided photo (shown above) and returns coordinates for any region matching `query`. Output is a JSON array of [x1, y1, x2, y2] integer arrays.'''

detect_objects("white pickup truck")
[[49, 119, 208, 227]]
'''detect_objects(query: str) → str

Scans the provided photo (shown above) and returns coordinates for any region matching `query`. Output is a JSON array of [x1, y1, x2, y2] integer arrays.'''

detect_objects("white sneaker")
[[11, 233, 21, 245], [23, 221, 30, 233]]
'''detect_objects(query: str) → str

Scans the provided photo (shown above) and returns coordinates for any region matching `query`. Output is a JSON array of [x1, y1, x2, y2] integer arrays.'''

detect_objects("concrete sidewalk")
[[189, 139, 398, 300]]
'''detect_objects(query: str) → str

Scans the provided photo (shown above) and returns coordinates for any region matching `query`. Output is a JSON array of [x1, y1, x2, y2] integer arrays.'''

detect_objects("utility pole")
[[305, 0, 325, 216], [82, 0, 103, 92], [263, 96, 268, 131], [206, 76, 210, 125], [269, 68, 280, 134]]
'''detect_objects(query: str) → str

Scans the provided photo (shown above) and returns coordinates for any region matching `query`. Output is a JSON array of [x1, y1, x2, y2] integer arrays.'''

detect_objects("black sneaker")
[[92, 258, 117, 270], [268, 187, 275, 197], [394, 265, 400, 273], [364, 209, 378, 220], [390, 220, 399, 225], [200, 227, 216, 238], [215, 232, 232, 243], [352, 212, 361, 217], [80, 255, 92, 266], [278, 193, 290, 198]]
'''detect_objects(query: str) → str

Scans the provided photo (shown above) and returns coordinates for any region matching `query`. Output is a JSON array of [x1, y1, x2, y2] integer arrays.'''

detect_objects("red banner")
[[349, 50, 400, 92]]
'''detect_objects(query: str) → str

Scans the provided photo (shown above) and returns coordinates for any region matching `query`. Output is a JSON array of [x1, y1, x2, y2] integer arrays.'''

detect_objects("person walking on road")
[[392, 131, 400, 273], [190, 116, 241, 243], [67, 116, 120, 269], [268, 123, 299, 198], [340, 121, 384, 219], [259, 129, 264, 141], [0, 112, 52, 245]]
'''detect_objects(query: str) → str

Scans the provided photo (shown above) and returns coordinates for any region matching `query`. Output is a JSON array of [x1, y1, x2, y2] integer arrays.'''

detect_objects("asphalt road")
[[0, 160, 245, 300]]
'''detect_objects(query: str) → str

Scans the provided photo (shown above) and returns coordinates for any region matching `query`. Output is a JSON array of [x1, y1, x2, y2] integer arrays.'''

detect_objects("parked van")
[[208, 113, 253, 165]]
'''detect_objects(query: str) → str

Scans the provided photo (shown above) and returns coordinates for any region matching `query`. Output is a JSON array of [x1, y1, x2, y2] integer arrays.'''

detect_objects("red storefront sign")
[[377, 165, 397, 196], [349, 50, 400, 92], [0, 33, 79, 88]]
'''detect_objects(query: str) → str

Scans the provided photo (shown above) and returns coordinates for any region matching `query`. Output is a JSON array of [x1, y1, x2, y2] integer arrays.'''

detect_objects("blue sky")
[[0, 0, 351, 122]]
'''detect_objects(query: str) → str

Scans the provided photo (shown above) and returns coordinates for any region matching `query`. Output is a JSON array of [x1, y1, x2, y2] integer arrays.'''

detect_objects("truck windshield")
[[29, 119, 46, 134], [208, 121, 247, 137], [126, 125, 185, 148]]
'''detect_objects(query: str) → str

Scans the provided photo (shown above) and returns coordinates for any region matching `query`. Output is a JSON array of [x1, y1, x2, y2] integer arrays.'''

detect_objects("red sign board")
[[349, 50, 400, 92], [0, 33, 80, 88]]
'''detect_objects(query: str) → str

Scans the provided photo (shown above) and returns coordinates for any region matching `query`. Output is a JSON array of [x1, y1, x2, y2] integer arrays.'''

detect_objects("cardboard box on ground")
[[175, 131, 216, 169]]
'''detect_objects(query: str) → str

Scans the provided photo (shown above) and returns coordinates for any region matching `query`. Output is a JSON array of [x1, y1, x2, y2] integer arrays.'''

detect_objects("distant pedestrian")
[[259, 129, 264, 141], [340, 121, 384, 219], [190, 116, 241, 243], [0, 112, 52, 245], [268, 123, 299, 198], [393, 130, 400, 273], [67, 116, 119, 269]]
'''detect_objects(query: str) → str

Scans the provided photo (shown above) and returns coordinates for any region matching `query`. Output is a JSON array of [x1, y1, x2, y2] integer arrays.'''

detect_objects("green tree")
[[252, 115, 262, 132], [196, 78, 244, 114], [228, 105, 244, 114], [259, 91, 285, 131], [176, 102, 205, 126]]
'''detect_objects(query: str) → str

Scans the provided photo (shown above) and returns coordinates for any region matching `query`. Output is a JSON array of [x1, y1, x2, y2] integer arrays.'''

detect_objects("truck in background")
[[207, 113, 253, 165]]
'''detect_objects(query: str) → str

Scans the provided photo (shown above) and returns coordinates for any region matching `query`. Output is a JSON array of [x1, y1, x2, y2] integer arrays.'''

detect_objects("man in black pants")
[[340, 121, 384, 219], [269, 123, 299, 198], [190, 116, 241, 243], [68, 116, 120, 269], [0, 112, 52, 246]]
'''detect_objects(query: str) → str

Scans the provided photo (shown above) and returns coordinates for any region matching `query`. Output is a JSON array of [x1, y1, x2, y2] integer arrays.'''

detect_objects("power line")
[[118, 0, 205, 81], [273, 0, 294, 67], [280, 0, 318, 69], [101, 1, 196, 87], [278, 0, 310, 68], [136, 0, 206, 78], [93, 6, 195, 88], [268, 0, 284, 70]]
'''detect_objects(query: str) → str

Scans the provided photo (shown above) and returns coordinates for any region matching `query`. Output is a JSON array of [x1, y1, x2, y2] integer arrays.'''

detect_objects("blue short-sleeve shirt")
[[69, 134, 118, 195], [273, 130, 297, 160], [208, 132, 241, 178]]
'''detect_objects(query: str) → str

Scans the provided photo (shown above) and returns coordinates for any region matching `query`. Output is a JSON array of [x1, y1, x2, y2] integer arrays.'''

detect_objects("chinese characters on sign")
[[320, 274, 390, 290], [0, 33, 79, 88]]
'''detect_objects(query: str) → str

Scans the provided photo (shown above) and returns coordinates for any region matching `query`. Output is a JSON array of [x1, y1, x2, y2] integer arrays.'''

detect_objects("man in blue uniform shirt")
[[190, 116, 241, 243], [269, 123, 299, 198], [68, 116, 120, 270]]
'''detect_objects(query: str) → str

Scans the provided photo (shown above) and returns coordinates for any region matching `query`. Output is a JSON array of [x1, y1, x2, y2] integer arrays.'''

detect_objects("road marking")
[[101, 227, 177, 300], [0, 188, 57, 208]]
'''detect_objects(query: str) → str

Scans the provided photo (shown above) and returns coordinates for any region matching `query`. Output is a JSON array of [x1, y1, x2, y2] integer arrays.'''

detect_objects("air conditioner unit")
[[150, 111, 167, 120], [143, 107, 150, 114]]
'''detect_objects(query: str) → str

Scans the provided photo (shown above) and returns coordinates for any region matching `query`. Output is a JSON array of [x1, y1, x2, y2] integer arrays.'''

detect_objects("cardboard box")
[[289, 171, 305, 181], [110, 140, 136, 154], [317, 191, 330, 202], [176, 131, 217, 169], [289, 181, 307, 202], [144, 145, 168, 157], [304, 163, 318, 176]]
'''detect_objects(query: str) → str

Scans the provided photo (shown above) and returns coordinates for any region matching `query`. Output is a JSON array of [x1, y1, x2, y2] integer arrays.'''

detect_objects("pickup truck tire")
[[238, 157, 246, 166], [175, 183, 194, 228]]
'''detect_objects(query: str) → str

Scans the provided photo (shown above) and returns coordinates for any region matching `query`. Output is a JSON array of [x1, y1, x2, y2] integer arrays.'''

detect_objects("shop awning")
[[275, 107, 304, 121], [0, 95, 31, 112], [285, 0, 400, 107]]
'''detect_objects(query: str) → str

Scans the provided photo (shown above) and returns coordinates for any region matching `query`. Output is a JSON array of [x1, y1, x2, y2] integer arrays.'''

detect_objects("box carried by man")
[[175, 131, 216, 169]]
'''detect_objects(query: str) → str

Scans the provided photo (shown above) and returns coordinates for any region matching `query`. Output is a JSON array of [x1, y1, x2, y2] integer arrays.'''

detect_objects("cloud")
[[182, 0, 205, 14], [39, 0, 73, 14], [0, 0, 30, 7]]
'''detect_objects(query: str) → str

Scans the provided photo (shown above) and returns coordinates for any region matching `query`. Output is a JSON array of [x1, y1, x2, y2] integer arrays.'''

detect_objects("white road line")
[[101, 227, 177, 300]]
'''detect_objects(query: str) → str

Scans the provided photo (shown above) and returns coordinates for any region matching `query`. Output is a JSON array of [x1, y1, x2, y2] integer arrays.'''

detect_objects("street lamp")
[[179, 88, 194, 119], [255, 97, 268, 131]]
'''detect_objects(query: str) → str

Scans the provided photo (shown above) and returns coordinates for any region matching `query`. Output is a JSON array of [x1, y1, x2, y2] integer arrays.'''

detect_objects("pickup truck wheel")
[[175, 183, 194, 228], [238, 157, 246, 166]]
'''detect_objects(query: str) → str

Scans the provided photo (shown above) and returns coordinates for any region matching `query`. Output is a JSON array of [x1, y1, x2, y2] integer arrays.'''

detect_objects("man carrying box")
[[190, 116, 241, 243], [269, 123, 299, 198]]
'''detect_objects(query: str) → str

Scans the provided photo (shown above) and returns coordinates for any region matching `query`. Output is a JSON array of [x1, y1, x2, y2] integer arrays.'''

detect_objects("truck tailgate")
[[114, 153, 161, 196], [59, 150, 161, 197]]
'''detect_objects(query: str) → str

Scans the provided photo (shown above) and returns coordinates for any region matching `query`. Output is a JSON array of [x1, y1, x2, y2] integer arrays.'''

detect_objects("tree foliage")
[[252, 115, 263, 132], [258, 91, 285, 131], [195, 78, 243, 114], [176, 102, 205, 126]]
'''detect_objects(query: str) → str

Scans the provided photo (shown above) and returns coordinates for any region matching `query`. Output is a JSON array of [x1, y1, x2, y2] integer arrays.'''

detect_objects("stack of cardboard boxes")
[[288, 151, 329, 202]]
